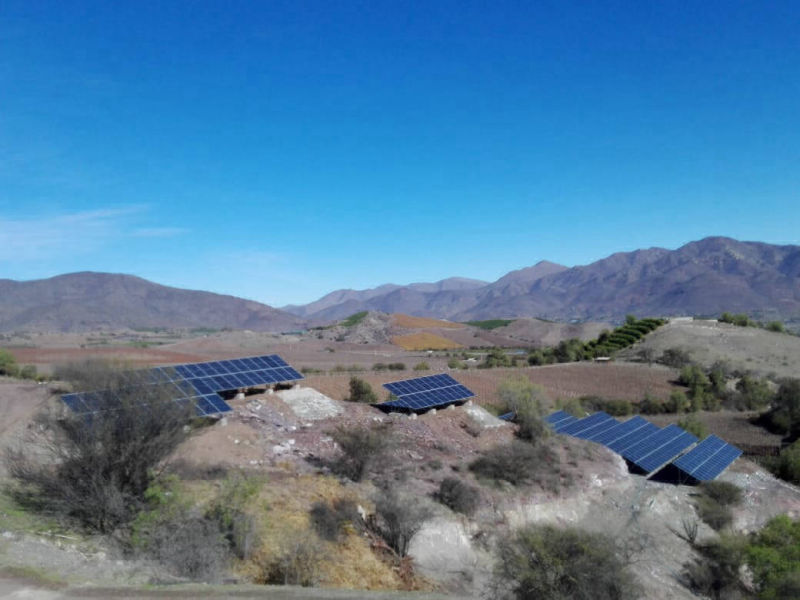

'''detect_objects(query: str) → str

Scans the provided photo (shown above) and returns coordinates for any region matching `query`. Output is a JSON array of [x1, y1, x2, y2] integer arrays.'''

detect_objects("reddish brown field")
[[648, 411, 784, 453], [8, 346, 208, 368], [390, 314, 464, 329], [391, 332, 464, 350], [304, 362, 681, 408]]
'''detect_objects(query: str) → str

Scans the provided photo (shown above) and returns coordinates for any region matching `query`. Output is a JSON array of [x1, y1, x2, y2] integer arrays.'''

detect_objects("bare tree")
[[372, 486, 433, 557], [5, 360, 194, 532]]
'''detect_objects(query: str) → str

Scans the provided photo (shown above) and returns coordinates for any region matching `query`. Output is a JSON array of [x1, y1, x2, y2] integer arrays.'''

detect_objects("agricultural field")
[[391, 332, 464, 351]]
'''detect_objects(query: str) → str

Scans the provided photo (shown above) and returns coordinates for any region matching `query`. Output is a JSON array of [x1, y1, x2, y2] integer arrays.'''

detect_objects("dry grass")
[[391, 333, 463, 351], [391, 314, 464, 330], [236, 473, 407, 590]]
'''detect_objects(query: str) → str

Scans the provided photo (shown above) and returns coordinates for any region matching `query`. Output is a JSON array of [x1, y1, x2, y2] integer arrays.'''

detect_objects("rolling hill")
[[0, 272, 306, 333]]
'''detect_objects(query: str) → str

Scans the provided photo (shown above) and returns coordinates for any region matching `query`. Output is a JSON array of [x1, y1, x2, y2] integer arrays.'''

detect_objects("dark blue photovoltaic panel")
[[606, 422, 661, 453], [622, 424, 685, 462], [690, 443, 742, 481], [673, 435, 742, 481], [379, 374, 474, 411], [61, 354, 301, 417], [588, 416, 650, 445], [552, 415, 579, 432], [573, 416, 620, 440], [558, 412, 612, 436], [634, 430, 698, 473], [545, 410, 573, 425], [62, 394, 87, 413]]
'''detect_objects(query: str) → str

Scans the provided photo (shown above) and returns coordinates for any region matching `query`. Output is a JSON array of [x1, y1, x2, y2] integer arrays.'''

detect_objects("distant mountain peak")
[[0, 272, 305, 333]]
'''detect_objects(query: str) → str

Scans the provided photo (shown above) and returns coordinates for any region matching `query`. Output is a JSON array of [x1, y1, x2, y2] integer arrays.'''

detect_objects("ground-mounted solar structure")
[[61, 354, 303, 418], [545, 411, 742, 483], [375, 373, 475, 413], [672, 434, 743, 482]]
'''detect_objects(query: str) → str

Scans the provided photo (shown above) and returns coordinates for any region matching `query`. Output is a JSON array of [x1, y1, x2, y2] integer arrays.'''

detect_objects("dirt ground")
[[2, 326, 800, 598]]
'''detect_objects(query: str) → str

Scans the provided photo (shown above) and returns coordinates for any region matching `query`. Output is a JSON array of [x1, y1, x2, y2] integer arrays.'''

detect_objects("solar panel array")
[[546, 411, 741, 481], [62, 354, 303, 418], [379, 374, 474, 412], [673, 435, 743, 481]]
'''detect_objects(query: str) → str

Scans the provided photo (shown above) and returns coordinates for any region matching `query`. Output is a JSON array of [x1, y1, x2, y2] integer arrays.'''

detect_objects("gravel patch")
[[276, 386, 343, 420]]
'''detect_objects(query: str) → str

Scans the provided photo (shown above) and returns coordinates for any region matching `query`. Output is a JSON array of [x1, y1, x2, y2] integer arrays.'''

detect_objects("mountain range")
[[283, 237, 800, 323], [1, 237, 798, 332], [0, 272, 305, 333]]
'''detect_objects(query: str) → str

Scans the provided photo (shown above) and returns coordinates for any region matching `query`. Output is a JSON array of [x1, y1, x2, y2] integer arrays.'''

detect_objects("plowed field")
[[391, 332, 463, 350]]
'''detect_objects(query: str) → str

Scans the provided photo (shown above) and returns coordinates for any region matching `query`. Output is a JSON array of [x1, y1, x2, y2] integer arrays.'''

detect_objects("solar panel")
[[379, 374, 474, 411], [587, 415, 649, 445], [558, 412, 614, 436], [673, 435, 742, 481], [635, 430, 697, 473], [551, 415, 579, 432], [606, 421, 661, 453], [61, 354, 303, 418], [573, 416, 621, 440], [545, 410, 574, 425], [622, 424, 699, 474]]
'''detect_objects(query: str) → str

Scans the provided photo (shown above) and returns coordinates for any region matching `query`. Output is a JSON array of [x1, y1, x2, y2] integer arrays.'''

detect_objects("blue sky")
[[1, 1, 799, 306]]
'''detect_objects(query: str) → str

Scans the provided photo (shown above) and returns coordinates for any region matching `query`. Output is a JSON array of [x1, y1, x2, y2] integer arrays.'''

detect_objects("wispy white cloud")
[[0, 207, 188, 262], [131, 227, 188, 238]]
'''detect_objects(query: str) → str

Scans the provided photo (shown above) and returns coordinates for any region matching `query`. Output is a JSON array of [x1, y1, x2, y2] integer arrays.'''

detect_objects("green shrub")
[[205, 472, 262, 560], [309, 497, 361, 542], [433, 477, 480, 515], [678, 414, 708, 439], [328, 424, 389, 482], [667, 390, 690, 413], [734, 375, 773, 410], [695, 482, 742, 531], [746, 515, 800, 599], [774, 440, 800, 485], [0, 349, 18, 377], [766, 320, 785, 333], [131, 477, 230, 582], [580, 396, 632, 416], [660, 347, 693, 368], [638, 395, 667, 414], [498, 376, 550, 443], [683, 533, 748, 599], [344, 376, 378, 403], [469, 440, 558, 488], [413, 362, 430, 371], [493, 524, 641, 600]]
